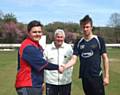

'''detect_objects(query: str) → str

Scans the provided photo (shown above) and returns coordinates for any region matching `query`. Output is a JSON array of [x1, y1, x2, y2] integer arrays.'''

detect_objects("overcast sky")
[[1, 0, 120, 26]]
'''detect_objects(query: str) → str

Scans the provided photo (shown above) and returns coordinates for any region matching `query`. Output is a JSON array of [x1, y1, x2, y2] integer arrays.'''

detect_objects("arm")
[[59, 39, 79, 73], [44, 63, 58, 70], [59, 55, 77, 73], [102, 53, 110, 86], [99, 36, 110, 86], [22, 46, 58, 72], [65, 55, 78, 69]]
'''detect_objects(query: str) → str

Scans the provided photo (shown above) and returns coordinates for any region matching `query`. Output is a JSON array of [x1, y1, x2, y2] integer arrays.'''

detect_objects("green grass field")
[[0, 48, 120, 95]]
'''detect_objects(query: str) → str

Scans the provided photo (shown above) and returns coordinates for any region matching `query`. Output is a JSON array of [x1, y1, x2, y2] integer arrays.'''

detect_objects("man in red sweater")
[[15, 20, 60, 95]]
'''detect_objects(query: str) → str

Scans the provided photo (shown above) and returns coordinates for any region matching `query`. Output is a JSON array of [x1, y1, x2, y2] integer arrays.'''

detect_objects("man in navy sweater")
[[60, 15, 110, 95]]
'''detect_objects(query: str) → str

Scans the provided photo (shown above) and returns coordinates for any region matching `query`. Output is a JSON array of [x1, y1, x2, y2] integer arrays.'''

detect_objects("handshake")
[[58, 64, 66, 73]]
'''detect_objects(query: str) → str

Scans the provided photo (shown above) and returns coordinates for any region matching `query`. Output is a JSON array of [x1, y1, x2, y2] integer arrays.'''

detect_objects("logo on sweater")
[[81, 50, 94, 58], [80, 45, 85, 49]]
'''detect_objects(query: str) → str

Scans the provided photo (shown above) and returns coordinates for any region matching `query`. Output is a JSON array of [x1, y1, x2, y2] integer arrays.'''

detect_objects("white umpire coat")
[[44, 42, 73, 85]]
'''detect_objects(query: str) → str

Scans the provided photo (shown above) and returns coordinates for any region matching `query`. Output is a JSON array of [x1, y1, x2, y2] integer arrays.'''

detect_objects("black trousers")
[[16, 87, 42, 95], [46, 83, 71, 95], [82, 76, 105, 95]]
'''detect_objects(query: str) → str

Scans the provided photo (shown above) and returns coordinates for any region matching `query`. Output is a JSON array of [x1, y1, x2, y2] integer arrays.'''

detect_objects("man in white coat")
[[44, 29, 73, 95]]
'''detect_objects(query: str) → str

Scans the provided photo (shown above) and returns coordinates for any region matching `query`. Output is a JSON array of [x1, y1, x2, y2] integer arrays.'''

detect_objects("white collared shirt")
[[44, 42, 73, 85]]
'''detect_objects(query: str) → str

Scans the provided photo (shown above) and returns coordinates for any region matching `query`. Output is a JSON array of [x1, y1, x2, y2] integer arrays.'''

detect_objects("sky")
[[0, 0, 120, 26]]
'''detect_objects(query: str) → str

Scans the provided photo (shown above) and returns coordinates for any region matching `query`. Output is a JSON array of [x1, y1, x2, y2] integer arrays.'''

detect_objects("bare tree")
[[3, 13, 17, 23], [108, 13, 120, 43], [108, 13, 120, 27], [0, 10, 4, 25]]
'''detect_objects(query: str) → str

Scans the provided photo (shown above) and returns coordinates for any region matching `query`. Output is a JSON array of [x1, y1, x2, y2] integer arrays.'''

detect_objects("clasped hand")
[[58, 64, 66, 73]]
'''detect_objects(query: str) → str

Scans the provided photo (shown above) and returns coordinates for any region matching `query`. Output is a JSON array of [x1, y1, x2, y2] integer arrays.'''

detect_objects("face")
[[81, 22, 93, 37], [28, 26, 42, 42], [54, 33, 64, 48]]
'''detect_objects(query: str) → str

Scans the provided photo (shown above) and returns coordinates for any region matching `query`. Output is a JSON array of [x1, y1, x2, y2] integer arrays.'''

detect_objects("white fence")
[[106, 44, 120, 48], [0, 44, 20, 51], [0, 43, 120, 51], [0, 44, 21, 48]]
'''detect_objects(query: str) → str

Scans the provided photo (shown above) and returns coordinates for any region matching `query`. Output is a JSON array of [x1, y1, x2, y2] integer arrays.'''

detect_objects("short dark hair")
[[80, 15, 93, 26], [27, 20, 43, 32]]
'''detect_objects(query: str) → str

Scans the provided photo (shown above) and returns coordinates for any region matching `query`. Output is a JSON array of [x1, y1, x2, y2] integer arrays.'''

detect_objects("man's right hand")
[[58, 64, 65, 73]]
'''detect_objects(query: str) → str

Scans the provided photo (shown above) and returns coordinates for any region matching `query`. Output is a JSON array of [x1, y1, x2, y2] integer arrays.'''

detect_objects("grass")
[[0, 51, 17, 95], [0, 48, 120, 95]]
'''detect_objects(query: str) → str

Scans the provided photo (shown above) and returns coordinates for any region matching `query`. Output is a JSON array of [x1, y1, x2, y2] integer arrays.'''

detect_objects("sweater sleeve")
[[98, 36, 107, 55], [22, 45, 58, 72]]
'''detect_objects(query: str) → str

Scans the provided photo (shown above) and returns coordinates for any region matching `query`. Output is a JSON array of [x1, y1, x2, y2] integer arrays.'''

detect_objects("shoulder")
[[44, 43, 53, 51], [23, 45, 39, 55], [19, 45, 37, 57], [46, 44, 52, 48], [92, 35, 105, 43], [63, 43, 73, 51], [63, 43, 73, 54], [97, 36, 105, 44], [20, 38, 34, 49], [97, 36, 104, 40], [64, 42, 72, 47], [73, 37, 83, 47], [19, 39, 33, 54]]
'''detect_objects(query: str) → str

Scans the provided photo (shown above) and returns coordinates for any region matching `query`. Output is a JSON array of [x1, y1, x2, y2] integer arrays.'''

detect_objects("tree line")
[[0, 10, 120, 44]]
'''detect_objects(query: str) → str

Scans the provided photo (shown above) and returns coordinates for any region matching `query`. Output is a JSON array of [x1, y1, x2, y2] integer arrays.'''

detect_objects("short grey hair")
[[54, 29, 65, 38]]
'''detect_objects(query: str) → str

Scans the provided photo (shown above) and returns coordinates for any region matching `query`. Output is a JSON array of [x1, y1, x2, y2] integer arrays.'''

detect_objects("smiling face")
[[28, 26, 43, 42], [80, 15, 93, 39], [81, 22, 93, 37], [54, 32, 65, 48]]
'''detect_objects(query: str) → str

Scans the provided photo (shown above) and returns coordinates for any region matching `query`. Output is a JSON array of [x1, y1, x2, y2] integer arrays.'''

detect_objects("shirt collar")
[[51, 42, 65, 49]]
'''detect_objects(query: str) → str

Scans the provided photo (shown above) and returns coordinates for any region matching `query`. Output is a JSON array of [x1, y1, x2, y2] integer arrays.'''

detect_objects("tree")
[[108, 13, 120, 27], [0, 10, 4, 26], [0, 10, 4, 21], [108, 13, 120, 43], [44, 21, 80, 43], [3, 13, 17, 23]]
